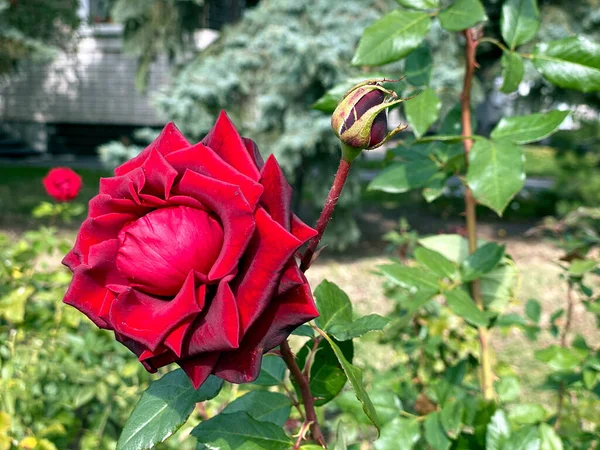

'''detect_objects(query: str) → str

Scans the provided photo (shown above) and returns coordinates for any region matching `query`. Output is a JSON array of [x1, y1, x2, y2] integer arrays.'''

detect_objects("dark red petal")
[[179, 352, 220, 389], [166, 143, 263, 209], [88, 194, 150, 218], [63, 239, 125, 329], [115, 122, 190, 176], [341, 89, 385, 133], [164, 316, 195, 357], [369, 111, 388, 147], [277, 261, 304, 296], [140, 149, 179, 199], [175, 170, 255, 281], [291, 214, 318, 243], [233, 207, 303, 334], [201, 111, 260, 181], [139, 346, 178, 372], [259, 155, 292, 230], [213, 282, 318, 384], [116, 206, 223, 296], [109, 272, 204, 352], [243, 137, 265, 171], [70, 212, 138, 265], [184, 280, 239, 356], [99, 168, 145, 206]]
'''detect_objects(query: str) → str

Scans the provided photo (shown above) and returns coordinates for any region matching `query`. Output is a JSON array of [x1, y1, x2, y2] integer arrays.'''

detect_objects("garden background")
[[0, 0, 599, 449]]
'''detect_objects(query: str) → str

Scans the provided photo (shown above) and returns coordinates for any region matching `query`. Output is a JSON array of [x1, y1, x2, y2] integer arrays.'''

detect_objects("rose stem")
[[280, 340, 326, 447], [281, 145, 359, 448], [300, 148, 356, 272], [555, 279, 575, 430], [461, 27, 494, 400]]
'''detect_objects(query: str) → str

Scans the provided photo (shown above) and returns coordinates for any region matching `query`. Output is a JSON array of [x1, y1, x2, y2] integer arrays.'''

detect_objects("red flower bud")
[[331, 79, 407, 153]]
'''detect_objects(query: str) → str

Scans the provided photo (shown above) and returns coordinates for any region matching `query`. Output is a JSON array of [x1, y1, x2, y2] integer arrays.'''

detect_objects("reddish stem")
[[280, 340, 326, 447], [300, 158, 353, 272]]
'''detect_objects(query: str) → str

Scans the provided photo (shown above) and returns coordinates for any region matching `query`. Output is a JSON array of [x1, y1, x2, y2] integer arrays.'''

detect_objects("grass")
[[0, 166, 108, 228]]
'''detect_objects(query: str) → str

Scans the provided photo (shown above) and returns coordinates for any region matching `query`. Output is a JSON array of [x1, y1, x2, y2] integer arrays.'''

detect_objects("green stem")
[[461, 27, 495, 401]]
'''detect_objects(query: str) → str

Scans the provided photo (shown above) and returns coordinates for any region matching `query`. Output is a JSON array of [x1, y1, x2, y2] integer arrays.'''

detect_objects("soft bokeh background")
[[0, 1, 598, 449]]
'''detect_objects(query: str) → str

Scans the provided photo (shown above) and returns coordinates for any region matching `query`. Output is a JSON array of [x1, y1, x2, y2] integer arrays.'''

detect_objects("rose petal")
[[115, 122, 190, 176], [110, 272, 204, 352], [213, 281, 318, 384], [233, 207, 303, 334], [259, 155, 292, 230], [69, 212, 138, 265], [277, 260, 304, 296], [291, 214, 318, 243], [116, 206, 223, 296], [63, 239, 125, 329], [243, 137, 265, 170], [88, 194, 150, 218], [166, 143, 263, 209], [140, 149, 179, 199], [99, 168, 145, 206], [184, 280, 239, 356], [176, 170, 255, 281], [179, 352, 220, 389], [201, 111, 260, 181]]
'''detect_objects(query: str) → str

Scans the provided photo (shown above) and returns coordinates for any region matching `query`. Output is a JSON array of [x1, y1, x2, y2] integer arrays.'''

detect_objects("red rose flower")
[[62, 112, 319, 388], [43, 167, 83, 202]]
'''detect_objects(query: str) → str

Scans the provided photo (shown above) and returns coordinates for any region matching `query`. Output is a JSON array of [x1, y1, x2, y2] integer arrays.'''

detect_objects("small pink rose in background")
[[43, 167, 83, 202]]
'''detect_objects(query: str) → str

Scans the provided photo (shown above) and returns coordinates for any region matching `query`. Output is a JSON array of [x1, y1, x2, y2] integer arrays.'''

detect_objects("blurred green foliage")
[[0, 0, 80, 75]]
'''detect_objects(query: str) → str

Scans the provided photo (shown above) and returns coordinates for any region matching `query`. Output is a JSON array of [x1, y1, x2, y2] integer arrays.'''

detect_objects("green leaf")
[[500, 0, 539, 49], [422, 172, 448, 203], [481, 264, 518, 312], [525, 299, 541, 323], [319, 332, 381, 434], [315, 280, 389, 341], [534, 346, 583, 371], [508, 403, 546, 425], [438, 0, 487, 32], [466, 139, 525, 216], [490, 111, 569, 144], [117, 371, 223, 450], [221, 391, 291, 427], [332, 422, 348, 450], [419, 234, 470, 263], [405, 88, 441, 138], [486, 410, 510, 450], [539, 423, 563, 450], [329, 314, 390, 341], [296, 338, 353, 406], [254, 355, 286, 386], [568, 258, 597, 276], [461, 242, 505, 282], [314, 280, 352, 332], [405, 45, 433, 86], [375, 418, 420, 450], [292, 324, 315, 338], [368, 159, 439, 193], [495, 376, 521, 403], [444, 289, 489, 327], [395, 0, 439, 10], [378, 263, 440, 293], [415, 247, 458, 280], [533, 37, 600, 93], [424, 412, 451, 450], [0, 286, 33, 324], [440, 400, 464, 439], [352, 10, 431, 66], [500, 52, 524, 93], [191, 411, 292, 450], [502, 425, 541, 450]]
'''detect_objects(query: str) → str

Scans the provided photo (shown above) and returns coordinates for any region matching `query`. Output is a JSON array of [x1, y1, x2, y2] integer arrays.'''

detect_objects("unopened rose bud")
[[331, 79, 408, 158]]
